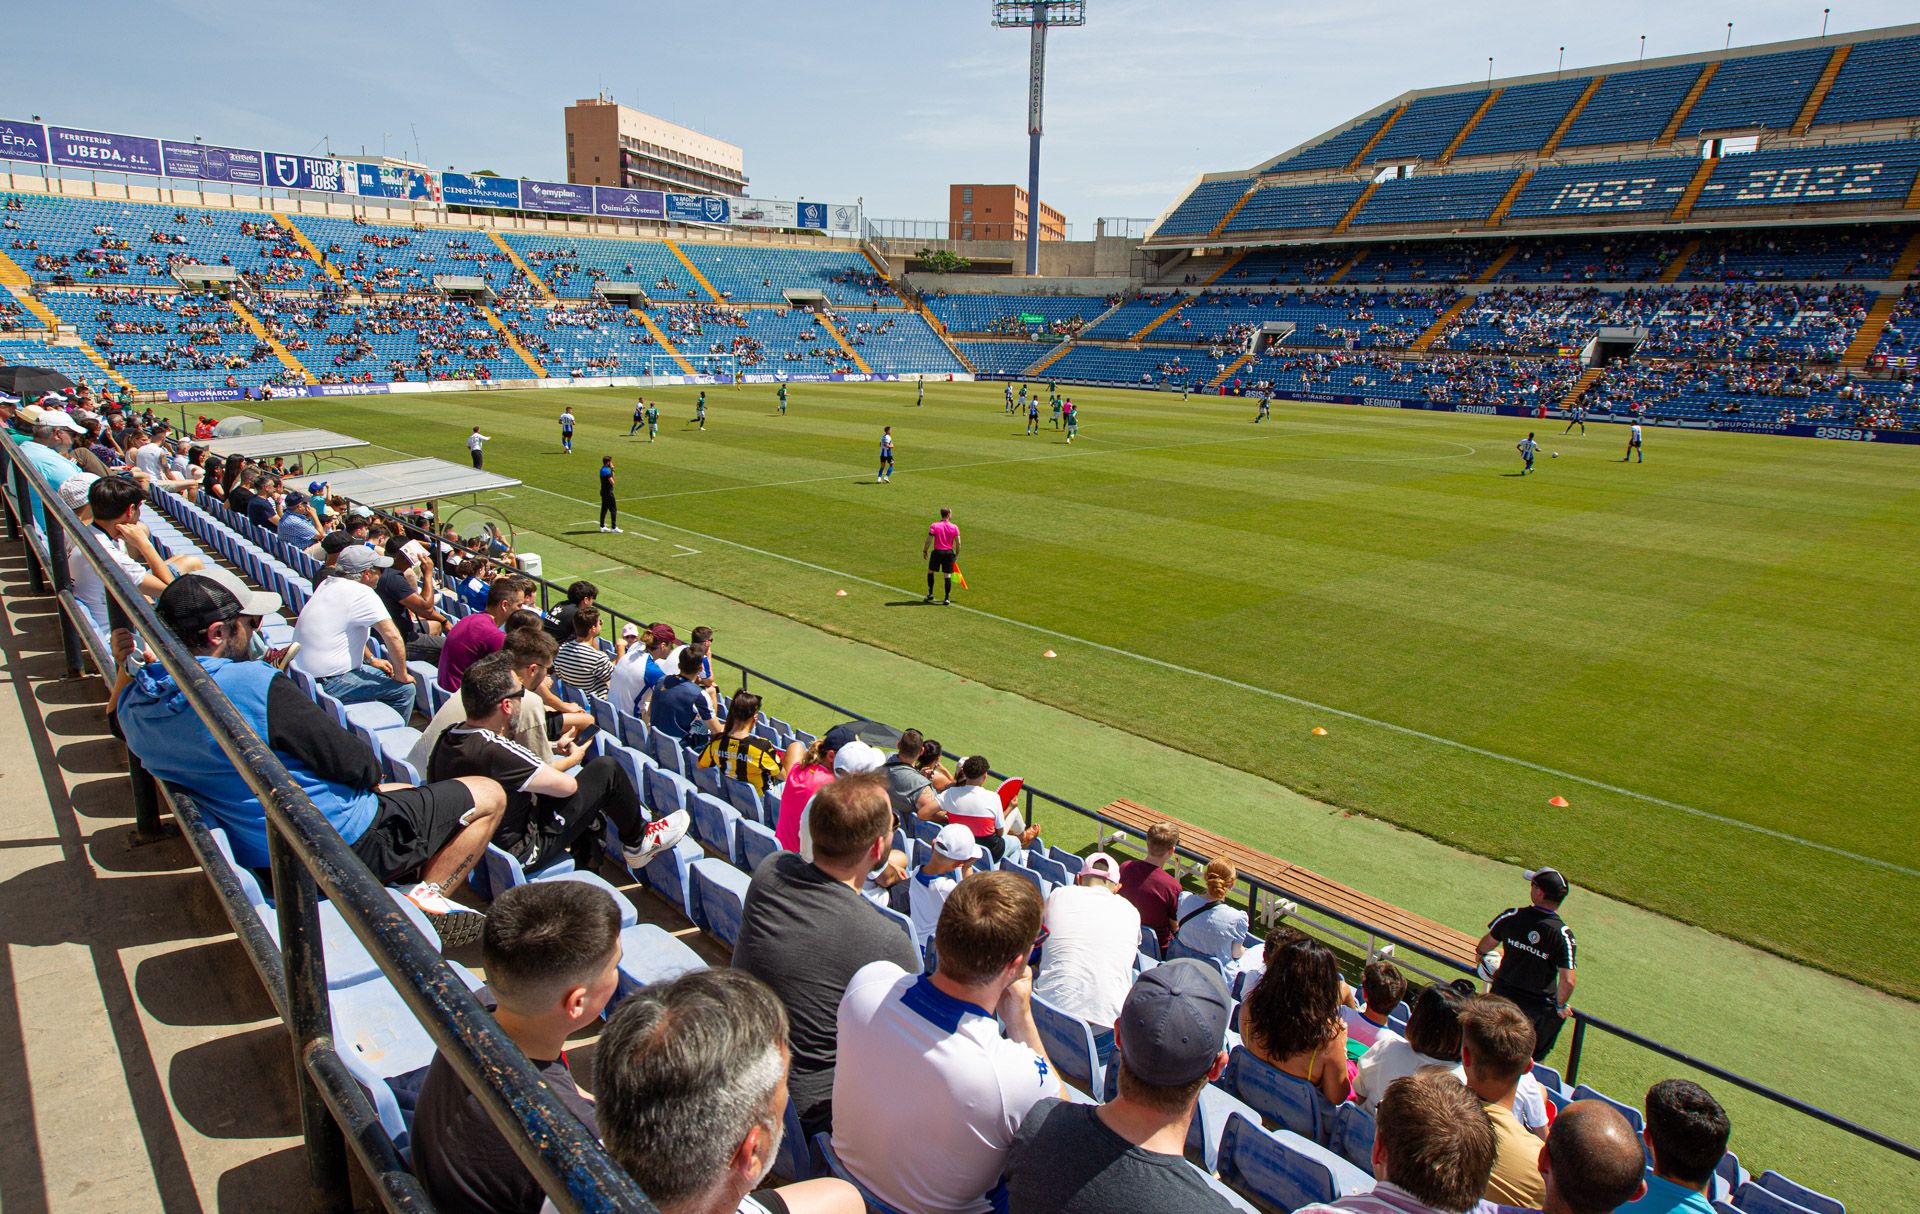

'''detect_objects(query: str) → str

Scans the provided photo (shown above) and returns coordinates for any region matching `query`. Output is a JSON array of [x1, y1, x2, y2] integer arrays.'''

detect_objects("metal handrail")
[[0, 441, 655, 1214]]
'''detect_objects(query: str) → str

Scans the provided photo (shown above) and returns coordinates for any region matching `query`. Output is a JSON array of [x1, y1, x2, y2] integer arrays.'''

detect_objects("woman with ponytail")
[[1169, 857, 1249, 971]]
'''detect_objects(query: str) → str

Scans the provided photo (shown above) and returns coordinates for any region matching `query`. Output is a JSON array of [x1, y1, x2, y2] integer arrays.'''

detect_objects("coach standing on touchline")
[[1477, 866, 1577, 1061], [467, 427, 490, 469], [922, 506, 958, 606]]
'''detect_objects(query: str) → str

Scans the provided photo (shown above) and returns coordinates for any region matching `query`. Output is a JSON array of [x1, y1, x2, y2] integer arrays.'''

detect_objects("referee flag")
[[954, 567, 970, 591]]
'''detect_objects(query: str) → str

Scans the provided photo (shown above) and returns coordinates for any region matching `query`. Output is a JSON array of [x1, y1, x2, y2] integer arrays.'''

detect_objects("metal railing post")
[[42, 514, 84, 677], [1565, 1016, 1587, 1088], [13, 460, 45, 593], [267, 823, 353, 1214]]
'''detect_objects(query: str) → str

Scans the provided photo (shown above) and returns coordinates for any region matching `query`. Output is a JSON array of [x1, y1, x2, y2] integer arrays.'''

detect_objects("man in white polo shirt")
[[832, 871, 1057, 1214], [1033, 852, 1141, 1068]]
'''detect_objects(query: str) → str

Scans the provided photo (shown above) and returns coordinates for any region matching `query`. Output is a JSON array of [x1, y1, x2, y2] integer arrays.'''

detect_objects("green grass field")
[[246, 380, 1920, 1204]]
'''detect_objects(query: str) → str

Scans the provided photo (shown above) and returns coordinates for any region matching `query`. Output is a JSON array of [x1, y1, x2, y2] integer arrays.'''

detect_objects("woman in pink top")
[[775, 724, 852, 852]]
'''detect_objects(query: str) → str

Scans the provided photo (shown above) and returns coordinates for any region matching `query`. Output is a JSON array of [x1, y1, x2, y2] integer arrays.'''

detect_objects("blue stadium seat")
[[734, 817, 780, 875], [1754, 1171, 1845, 1214], [1733, 1182, 1826, 1214], [1029, 993, 1105, 1096], [1188, 1082, 1265, 1173], [609, 923, 708, 1011], [1225, 1045, 1336, 1145], [687, 857, 751, 950], [1217, 1114, 1374, 1211], [639, 837, 704, 920], [1330, 1101, 1377, 1174], [689, 792, 743, 863]]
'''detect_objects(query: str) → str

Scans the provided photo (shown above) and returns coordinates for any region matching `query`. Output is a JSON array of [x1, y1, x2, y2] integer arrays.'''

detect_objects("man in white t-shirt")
[[910, 823, 979, 950], [1032, 852, 1141, 1067], [67, 475, 173, 628], [293, 546, 417, 719], [833, 871, 1057, 1214]]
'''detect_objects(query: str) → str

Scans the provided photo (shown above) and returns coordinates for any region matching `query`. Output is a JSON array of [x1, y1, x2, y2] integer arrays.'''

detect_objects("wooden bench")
[[1092, 798, 1480, 978]]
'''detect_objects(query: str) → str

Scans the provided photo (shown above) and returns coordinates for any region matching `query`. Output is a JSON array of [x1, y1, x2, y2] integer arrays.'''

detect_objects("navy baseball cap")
[[1527, 867, 1570, 902], [1116, 959, 1230, 1086]]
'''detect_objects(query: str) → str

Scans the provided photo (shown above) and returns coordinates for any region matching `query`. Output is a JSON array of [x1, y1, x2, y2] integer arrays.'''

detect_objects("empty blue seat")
[[332, 960, 486, 1151], [1330, 1101, 1377, 1174], [1188, 1081, 1264, 1173], [644, 766, 691, 819], [686, 759, 723, 799], [1030, 992, 1105, 1096], [724, 775, 763, 822], [1217, 1114, 1374, 1211], [689, 792, 742, 864], [1734, 1182, 1827, 1214], [1025, 849, 1070, 887], [735, 818, 780, 875], [465, 843, 575, 901], [1755, 1172, 1844, 1214], [639, 837, 704, 920], [688, 858, 752, 950], [1226, 1045, 1335, 1145], [609, 923, 708, 1010]]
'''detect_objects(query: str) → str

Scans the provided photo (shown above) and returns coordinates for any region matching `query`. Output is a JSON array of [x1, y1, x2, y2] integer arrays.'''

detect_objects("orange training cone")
[[1042, 649, 1057, 659], [1548, 796, 1570, 808], [1311, 727, 1328, 736], [835, 589, 848, 597]]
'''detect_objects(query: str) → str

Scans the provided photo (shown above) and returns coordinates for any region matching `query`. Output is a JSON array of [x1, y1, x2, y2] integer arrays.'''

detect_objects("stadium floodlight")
[[991, 0, 1086, 277]]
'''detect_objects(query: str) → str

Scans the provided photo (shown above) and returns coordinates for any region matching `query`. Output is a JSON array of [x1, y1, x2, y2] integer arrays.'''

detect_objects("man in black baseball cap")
[[1477, 867, 1578, 1061], [1005, 958, 1242, 1213]]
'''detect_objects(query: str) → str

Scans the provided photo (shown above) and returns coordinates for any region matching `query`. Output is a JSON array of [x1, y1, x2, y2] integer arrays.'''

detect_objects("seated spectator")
[[1006, 960, 1240, 1213], [910, 822, 980, 951], [541, 579, 598, 643], [374, 540, 449, 664], [1345, 959, 1410, 1048], [649, 646, 722, 748], [732, 771, 919, 1140], [774, 725, 847, 853], [609, 622, 675, 717], [935, 754, 1035, 859], [412, 882, 620, 1213], [832, 871, 1057, 1214], [1241, 936, 1353, 1105], [882, 727, 941, 825], [276, 492, 320, 550], [696, 691, 786, 794], [15, 416, 87, 530], [591, 969, 862, 1214], [243, 472, 281, 531], [69, 475, 198, 627], [1170, 857, 1248, 970], [1293, 1070, 1496, 1214], [1539, 1100, 1646, 1214], [411, 629, 565, 772], [1118, 821, 1183, 954], [1621, 1079, 1730, 1212], [1032, 852, 1141, 1066], [293, 546, 418, 719], [438, 574, 530, 692], [551, 606, 616, 700], [426, 651, 688, 872], [1354, 982, 1469, 1115], [1458, 994, 1543, 1207], [117, 573, 504, 936]]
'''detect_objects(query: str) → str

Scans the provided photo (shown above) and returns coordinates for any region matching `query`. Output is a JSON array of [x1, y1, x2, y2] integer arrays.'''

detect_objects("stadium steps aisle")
[[1344, 101, 1409, 170], [1475, 244, 1520, 282], [1129, 296, 1196, 340], [1408, 295, 1473, 351], [1437, 89, 1503, 163], [1484, 169, 1533, 227], [814, 312, 874, 375], [1840, 295, 1903, 369], [1022, 338, 1077, 377], [478, 304, 549, 376], [227, 299, 316, 385], [1208, 349, 1256, 388], [1324, 249, 1367, 283], [631, 308, 697, 374], [1670, 158, 1721, 221], [274, 213, 345, 287], [1792, 45, 1853, 134], [486, 231, 554, 301], [0, 251, 64, 331], [77, 345, 138, 395], [661, 241, 722, 301], [1561, 365, 1606, 406], [1540, 76, 1604, 155], [1204, 182, 1263, 239], [1892, 231, 1920, 277], [1657, 62, 1719, 144], [1201, 251, 1247, 285], [1331, 181, 1380, 234], [0, 544, 302, 1211], [1906, 172, 1920, 211], [1660, 238, 1703, 282]]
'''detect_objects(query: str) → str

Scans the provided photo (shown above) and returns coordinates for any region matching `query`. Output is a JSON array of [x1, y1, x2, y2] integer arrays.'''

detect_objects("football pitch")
[[274, 379, 1920, 997]]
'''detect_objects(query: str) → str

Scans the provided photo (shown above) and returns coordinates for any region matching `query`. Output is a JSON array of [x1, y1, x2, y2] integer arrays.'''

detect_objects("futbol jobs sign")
[[265, 153, 348, 193]]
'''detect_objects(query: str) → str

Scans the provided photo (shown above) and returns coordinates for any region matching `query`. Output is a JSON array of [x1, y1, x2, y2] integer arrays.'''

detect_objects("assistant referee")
[[1477, 866, 1578, 1060], [921, 506, 959, 605]]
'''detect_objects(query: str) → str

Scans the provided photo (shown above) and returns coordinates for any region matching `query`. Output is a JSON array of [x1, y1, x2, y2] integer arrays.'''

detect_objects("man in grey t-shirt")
[[1006, 960, 1245, 1213], [732, 772, 919, 1141], [882, 727, 941, 827]]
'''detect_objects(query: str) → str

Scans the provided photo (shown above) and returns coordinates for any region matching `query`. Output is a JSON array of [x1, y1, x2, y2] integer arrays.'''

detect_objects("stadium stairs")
[[478, 304, 549, 376], [1437, 89, 1503, 163], [629, 309, 698, 374], [1892, 231, 1920, 279], [1345, 101, 1408, 171], [1539, 76, 1604, 155], [1324, 250, 1367, 284], [1208, 349, 1258, 388], [486, 231, 555, 301], [662, 241, 723, 301], [1840, 295, 1904, 369], [0, 250, 64, 330], [1561, 366, 1606, 407], [1669, 159, 1721, 222], [1792, 46, 1853, 134], [1023, 340, 1077, 377], [1332, 182, 1380, 234], [227, 298, 317, 384], [1484, 170, 1533, 227], [814, 312, 875, 375], [1130, 296, 1197, 340], [276, 212, 345, 286], [1906, 172, 1920, 210], [1475, 244, 1520, 282], [1659, 239, 1703, 283], [1657, 62, 1720, 145], [1206, 184, 1265, 240], [1408, 296, 1474, 352]]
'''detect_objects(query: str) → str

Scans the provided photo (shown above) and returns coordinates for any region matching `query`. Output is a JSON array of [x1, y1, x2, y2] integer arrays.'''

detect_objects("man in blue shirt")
[[648, 646, 721, 748], [1618, 1080, 1729, 1213]]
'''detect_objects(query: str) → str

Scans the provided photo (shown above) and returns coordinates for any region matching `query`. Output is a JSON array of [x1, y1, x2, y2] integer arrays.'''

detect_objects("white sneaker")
[[600, 525, 611, 532], [405, 881, 460, 915], [623, 810, 691, 868], [612, 527, 623, 533]]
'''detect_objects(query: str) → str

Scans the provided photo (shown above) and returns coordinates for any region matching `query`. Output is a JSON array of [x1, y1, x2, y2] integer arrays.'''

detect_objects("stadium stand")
[[1675, 47, 1832, 138], [1153, 177, 1255, 236], [1691, 139, 1920, 211], [1222, 181, 1369, 234], [288, 215, 527, 296], [1364, 90, 1494, 163], [1453, 77, 1594, 158], [1265, 109, 1397, 172], [1349, 169, 1521, 227], [924, 293, 1114, 335], [1558, 63, 1703, 147], [953, 340, 1048, 377], [1813, 33, 1920, 124]]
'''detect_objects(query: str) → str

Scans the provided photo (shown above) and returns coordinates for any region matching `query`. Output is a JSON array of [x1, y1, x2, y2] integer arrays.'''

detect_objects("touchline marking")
[[337, 422, 1909, 880], [616, 425, 1476, 504]]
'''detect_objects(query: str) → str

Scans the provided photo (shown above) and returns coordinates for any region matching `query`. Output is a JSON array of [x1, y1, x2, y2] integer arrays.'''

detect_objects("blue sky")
[[6, 1, 1914, 232]]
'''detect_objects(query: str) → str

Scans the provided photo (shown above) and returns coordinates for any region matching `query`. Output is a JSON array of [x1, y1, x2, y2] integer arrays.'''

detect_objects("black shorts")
[[351, 780, 475, 885], [929, 550, 956, 573]]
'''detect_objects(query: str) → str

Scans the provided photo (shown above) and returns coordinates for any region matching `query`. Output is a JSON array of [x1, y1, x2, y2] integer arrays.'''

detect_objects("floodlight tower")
[[992, 0, 1085, 276]]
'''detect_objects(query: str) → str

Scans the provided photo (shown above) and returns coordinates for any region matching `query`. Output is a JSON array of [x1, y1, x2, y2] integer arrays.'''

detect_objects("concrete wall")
[[889, 233, 1151, 287]]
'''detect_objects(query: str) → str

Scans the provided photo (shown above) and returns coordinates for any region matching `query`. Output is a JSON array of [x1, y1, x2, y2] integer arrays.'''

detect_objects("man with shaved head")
[[1538, 1100, 1648, 1214]]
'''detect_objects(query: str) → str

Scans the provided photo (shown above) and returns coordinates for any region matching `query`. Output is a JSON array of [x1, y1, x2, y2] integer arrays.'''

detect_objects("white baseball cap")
[[57, 473, 101, 511], [832, 738, 885, 775], [1080, 852, 1122, 883], [933, 823, 981, 863], [36, 409, 85, 433]]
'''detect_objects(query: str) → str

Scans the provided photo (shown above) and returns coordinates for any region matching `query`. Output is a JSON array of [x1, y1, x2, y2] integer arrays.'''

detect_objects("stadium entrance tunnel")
[[783, 288, 830, 309], [1584, 325, 1648, 367], [1257, 321, 1297, 352], [595, 282, 654, 306], [432, 274, 493, 301]]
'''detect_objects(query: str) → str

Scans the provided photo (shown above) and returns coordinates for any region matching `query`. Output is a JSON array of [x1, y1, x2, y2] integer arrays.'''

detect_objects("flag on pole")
[[954, 567, 970, 591]]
